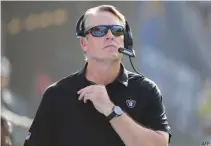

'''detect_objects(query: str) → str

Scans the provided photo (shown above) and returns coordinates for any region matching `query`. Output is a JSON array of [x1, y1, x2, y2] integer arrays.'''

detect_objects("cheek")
[[86, 38, 102, 52], [121, 36, 124, 42], [118, 36, 124, 46], [90, 38, 104, 48]]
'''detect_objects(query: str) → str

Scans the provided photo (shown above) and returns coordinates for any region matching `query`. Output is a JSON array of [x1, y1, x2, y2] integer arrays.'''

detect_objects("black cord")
[[129, 57, 142, 75]]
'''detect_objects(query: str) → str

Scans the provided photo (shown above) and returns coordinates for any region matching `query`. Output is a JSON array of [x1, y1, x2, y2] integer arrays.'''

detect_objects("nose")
[[105, 30, 114, 40]]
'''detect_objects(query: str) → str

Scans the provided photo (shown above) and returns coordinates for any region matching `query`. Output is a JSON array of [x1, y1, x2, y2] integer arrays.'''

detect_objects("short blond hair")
[[83, 5, 126, 31]]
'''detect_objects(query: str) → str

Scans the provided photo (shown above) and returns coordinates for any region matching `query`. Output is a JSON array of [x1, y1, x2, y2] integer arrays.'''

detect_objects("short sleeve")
[[23, 86, 58, 146], [144, 81, 172, 143]]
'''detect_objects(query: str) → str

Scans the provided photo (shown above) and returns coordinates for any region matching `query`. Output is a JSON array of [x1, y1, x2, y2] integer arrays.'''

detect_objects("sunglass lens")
[[91, 26, 107, 37], [111, 26, 124, 36]]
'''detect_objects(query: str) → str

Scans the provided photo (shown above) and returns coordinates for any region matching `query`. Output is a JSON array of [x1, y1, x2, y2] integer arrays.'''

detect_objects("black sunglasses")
[[84, 25, 125, 37]]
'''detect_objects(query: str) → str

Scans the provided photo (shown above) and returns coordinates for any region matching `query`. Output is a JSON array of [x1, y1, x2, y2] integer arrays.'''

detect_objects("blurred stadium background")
[[1, 1, 211, 146]]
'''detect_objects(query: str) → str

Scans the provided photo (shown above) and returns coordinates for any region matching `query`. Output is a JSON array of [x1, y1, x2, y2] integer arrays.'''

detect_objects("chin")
[[90, 53, 121, 61], [107, 55, 122, 62], [96, 57, 120, 62]]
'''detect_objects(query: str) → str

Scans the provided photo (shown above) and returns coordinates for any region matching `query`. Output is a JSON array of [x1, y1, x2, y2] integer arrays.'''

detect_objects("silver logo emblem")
[[126, 99, 136, 108]]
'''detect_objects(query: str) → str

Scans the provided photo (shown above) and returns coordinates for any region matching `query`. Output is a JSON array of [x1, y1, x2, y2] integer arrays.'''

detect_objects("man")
[[24, 5, 171, 146]]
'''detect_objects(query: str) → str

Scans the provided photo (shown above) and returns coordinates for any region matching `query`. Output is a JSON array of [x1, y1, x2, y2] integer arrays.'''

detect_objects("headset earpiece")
[[124, 21, 133, 50], [76, 14, 86, 37]]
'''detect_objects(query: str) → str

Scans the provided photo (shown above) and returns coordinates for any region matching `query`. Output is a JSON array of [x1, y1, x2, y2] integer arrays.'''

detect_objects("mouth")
[[104, 45, 116, 49]]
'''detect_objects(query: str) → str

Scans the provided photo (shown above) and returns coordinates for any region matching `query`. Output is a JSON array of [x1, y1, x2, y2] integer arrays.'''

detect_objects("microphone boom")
[[118, 47, 135, 57]]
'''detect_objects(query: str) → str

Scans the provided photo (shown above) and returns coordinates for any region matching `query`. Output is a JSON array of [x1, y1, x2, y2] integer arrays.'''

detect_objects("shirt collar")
[[78, 62, 129, 86]]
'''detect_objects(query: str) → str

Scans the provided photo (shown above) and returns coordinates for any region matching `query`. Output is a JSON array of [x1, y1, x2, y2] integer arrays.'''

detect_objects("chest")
[[57, 85, 148, 146]]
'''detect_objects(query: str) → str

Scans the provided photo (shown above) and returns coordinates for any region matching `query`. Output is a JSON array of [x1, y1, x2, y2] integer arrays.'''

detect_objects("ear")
[[80, 37, 88, 52]]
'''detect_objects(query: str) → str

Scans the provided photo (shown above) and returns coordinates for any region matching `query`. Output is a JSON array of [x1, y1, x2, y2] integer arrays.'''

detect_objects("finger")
[[77, 88, 84, 94], [86, 93, 97, 103], [77, 85, 94, 94], [78, 91, 87, 100], [84, 92, 96, 103], [83, 94, 90, 103]]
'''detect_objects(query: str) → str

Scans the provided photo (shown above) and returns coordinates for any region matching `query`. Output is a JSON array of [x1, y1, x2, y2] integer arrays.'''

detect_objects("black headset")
[[75, 13, 141, 75], [75, 14, 133, 51]]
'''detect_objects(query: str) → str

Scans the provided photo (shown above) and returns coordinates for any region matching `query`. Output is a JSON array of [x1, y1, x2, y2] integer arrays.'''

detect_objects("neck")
[[85, 60, 121, 85]]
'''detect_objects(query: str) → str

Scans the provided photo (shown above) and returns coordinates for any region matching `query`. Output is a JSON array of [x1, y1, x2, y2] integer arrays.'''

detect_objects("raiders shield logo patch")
[[126, 99, 136, 108]]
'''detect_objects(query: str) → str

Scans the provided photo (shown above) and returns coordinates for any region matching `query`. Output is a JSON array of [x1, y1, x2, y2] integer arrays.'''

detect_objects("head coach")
[[23, 4, 172, 146]]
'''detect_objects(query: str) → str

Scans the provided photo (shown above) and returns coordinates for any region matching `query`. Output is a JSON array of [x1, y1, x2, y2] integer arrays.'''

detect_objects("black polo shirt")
[[24, 63, 171, 146]]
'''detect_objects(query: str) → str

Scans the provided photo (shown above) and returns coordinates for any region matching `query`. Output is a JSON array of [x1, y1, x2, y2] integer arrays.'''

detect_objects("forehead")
[[86, 11, 124, 28]]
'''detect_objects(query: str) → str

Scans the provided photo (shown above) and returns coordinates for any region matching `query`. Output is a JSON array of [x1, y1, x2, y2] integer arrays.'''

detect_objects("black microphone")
[[119, 47, 142, 75], [118, 47, 135, 57]]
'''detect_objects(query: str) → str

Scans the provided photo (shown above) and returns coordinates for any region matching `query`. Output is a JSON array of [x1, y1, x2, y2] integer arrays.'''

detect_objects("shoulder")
[[42, 71, 82, 99], [127, 71, 161, 94]]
